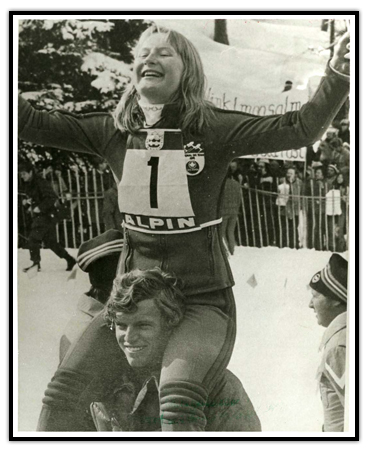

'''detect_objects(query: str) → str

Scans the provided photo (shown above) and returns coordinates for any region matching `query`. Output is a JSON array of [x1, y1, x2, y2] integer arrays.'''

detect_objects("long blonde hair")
[[113, 24, 215, 135]]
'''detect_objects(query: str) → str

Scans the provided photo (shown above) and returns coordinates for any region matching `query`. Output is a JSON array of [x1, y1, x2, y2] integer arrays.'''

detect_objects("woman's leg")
[[37, 310, 128, 431], [38, 242, 131, 431], [159, 288, 236, 431]]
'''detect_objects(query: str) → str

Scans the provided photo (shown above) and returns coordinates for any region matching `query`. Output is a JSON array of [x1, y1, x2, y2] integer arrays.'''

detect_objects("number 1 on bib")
[[148, 156, 159, 209]]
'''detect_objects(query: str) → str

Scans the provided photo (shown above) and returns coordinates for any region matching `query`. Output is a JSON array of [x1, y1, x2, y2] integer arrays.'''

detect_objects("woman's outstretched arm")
[[18, 95, 117, 158]]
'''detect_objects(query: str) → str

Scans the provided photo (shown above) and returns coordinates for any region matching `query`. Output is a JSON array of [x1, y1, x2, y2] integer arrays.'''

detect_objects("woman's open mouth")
[[142, 70, 163, 78]]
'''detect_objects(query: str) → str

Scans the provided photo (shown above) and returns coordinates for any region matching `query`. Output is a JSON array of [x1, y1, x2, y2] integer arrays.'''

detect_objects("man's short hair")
[[285, 166, 296, 175], [105, 268, 186, 328]]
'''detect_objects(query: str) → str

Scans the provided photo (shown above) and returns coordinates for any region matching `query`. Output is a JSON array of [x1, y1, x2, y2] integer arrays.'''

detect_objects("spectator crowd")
[[223, 117, 350, 252]]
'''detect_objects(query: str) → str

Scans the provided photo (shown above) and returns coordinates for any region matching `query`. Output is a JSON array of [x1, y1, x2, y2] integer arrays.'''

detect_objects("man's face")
[[98, 162, 107, 172], [115, 298, 171, 369], [327, 167, 336, 178], [257, 163, 266, 175], [133, 33, 184, 104], [230, 161, 237, 172], [309, 289, 335, 327], [249, 164, 256, 173], [286, 169, 295, 182], [315, 169, 324, 181], [20, 171, 33, 182]]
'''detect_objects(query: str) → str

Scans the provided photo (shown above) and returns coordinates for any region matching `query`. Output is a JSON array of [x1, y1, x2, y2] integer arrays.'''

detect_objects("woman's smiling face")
[[133, 33, 184, 104]]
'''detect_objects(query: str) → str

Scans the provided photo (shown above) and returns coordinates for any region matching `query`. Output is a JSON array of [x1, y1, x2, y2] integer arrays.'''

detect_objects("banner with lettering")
[[155, 19, 329, 115], [239, 147, 306, 161]]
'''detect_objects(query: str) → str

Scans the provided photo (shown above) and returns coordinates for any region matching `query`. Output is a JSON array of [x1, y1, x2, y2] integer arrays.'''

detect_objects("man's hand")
[[33, 206, 41, 214], [330, 32, 350, 76]]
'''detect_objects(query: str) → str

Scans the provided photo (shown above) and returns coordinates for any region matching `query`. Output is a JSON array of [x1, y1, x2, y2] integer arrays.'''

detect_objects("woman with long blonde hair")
[[113, 25, 215, 135], [19, 23, 350, 432]]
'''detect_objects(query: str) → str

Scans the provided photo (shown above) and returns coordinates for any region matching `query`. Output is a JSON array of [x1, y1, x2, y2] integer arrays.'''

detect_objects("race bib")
[[118, 130, 198, 234]]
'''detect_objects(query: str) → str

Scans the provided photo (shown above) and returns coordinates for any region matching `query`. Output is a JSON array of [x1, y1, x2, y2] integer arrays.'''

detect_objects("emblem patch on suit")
[[145, 130, 164, 151], [184, 141, 205, 176]]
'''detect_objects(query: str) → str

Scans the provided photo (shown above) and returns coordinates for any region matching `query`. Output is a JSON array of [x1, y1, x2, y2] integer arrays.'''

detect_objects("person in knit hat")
[[59, 229, 125, 363], [325, 164, 339, 191], [308, 253, 348, 432]]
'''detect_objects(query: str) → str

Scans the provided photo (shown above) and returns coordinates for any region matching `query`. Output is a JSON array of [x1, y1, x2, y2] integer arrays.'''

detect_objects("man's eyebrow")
[[115, 316, 154, 323]]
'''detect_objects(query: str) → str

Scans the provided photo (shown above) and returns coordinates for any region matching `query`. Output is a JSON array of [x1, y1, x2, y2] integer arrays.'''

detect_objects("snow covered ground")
[[16, 246, 343, 432]]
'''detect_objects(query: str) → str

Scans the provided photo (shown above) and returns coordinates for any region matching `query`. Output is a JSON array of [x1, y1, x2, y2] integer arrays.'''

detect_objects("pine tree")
[[18, 19, 149, 168]]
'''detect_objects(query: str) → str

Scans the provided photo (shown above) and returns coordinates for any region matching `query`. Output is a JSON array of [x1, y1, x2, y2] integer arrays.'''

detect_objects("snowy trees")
[[18, 19, 149, 166]]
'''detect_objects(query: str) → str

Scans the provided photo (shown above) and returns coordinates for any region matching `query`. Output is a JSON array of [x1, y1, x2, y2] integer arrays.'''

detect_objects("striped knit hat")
[[77, 229, 124, 272], [309, 254, 348, 303], [77, 230, 124, 291]]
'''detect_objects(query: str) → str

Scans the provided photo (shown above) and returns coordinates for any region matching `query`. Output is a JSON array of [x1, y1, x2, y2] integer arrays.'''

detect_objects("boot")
[[23, 262, 41, 273], [65, 255, 77, 271]]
